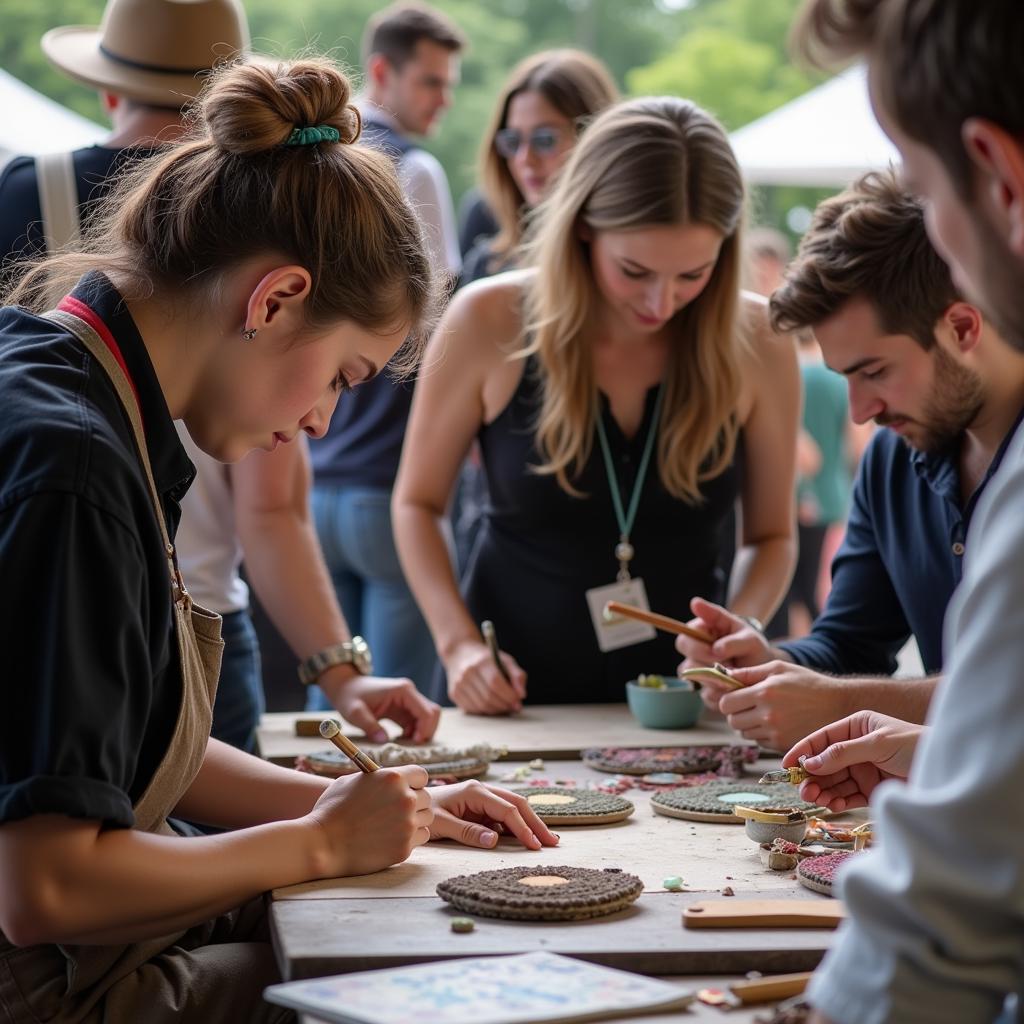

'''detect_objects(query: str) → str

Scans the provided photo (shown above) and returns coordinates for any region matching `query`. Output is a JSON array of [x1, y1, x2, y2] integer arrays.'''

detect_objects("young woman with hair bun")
[[395, 96, 800, 714], [0, 57, 555, 1020]]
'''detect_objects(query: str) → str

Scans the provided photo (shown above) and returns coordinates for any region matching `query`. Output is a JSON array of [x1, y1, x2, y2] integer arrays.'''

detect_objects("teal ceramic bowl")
[[625, 677, 703, 729]]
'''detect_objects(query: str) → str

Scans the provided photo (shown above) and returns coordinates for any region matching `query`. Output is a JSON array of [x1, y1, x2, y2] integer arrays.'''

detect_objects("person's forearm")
[[174, 738, 329, 828], [836, 675, 938, 725], [728, 535, 797, 623], [2, 812, 326, 947], [393, 500, 477, 658], [239, 505, 349, 659]]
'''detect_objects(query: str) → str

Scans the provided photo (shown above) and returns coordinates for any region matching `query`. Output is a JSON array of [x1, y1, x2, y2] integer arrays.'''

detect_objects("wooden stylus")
[[319, 719, 380, 773], [603, 601, 714, 645]]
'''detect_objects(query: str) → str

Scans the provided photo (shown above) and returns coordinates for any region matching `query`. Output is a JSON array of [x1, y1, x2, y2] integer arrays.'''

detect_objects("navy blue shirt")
[[0, 272, 194, 828], [779, 418, 1024, 676]]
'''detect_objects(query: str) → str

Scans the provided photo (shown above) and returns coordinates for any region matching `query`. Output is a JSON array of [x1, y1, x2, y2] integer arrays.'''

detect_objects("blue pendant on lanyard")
[[595, 383, 666, 581]]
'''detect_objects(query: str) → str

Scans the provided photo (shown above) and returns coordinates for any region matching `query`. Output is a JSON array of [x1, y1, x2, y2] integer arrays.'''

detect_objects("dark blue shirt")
[[779, 417, 1024, 676], [0, 272, 194, 828]]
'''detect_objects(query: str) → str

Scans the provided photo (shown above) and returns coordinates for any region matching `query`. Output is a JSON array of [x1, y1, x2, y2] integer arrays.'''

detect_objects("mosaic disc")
[[650, 780, 821, 823], [437, 865, 643, 921], [299, 746, 488, 780], [797, 851, 854, 897], [511, 787, 634, 826], [582, 744, 758, 777]]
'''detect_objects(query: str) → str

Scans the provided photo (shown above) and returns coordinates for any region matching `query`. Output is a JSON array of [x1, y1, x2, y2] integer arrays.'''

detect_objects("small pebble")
[[662, 876, 684, 891], [450, 917, 475, 934], [721, 885, 735, 897], [529, 758, 545, 770]]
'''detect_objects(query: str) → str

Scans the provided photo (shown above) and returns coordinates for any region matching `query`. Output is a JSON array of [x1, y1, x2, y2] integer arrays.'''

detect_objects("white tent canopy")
[[0, 67, 105, 164], [729, 65, 900, 187]]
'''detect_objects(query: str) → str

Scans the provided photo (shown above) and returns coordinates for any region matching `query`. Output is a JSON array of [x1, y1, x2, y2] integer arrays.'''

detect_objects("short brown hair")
[[792, 0, 1024, 198], [362, 2, 465, 70], [10, 58, 436, 372], [769, 170, 958, 349]]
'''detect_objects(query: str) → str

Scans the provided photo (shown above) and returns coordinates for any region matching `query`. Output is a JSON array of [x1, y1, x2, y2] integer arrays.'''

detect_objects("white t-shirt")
[[174, 421, 249, 614]]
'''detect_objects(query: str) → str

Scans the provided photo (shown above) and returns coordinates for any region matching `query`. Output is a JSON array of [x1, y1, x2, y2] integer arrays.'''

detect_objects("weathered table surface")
[[258, 705, 746, 765]]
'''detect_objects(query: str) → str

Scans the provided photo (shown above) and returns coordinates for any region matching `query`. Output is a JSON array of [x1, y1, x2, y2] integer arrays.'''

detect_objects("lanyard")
[[595, 383, 665, 581]]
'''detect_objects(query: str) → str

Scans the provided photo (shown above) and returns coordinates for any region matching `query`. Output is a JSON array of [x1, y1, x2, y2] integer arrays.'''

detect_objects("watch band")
[[297, 636, 372, 686], [736, 614, 765, 634]]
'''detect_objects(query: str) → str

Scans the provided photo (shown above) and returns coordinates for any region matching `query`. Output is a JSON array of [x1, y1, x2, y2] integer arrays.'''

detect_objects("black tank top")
[[431, 356, 740, 705]]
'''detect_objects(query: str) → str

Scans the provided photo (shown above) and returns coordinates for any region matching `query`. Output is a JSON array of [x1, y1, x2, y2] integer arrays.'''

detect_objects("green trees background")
[[2, 0, 823, 223]]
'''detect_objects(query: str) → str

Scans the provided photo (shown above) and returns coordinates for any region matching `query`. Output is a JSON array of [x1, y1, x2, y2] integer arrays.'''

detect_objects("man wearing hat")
[[0, 0, 441, 756]]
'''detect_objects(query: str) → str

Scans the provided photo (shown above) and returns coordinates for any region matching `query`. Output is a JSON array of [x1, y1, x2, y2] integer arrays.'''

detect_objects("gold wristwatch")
[[297, 636, 373, 685]]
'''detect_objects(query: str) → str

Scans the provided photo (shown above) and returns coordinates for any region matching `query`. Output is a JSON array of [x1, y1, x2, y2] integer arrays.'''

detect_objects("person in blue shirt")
[[675, 170, 1024, 752]]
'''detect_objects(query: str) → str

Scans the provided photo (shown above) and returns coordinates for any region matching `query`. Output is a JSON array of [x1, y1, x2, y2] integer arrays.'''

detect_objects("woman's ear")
[[245, 266, 312, 335]]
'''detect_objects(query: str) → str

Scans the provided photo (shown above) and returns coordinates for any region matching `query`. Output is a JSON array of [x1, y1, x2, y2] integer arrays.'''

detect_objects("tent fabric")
[[729, 65, 900, 187], [0, 68, 105, 166]]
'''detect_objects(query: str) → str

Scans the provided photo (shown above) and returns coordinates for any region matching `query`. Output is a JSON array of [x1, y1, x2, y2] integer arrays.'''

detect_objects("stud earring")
[[242, 327, 258, 341]]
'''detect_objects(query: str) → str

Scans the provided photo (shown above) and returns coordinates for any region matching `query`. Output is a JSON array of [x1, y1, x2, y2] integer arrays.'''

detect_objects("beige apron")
[[0, 310, 225, 1022]]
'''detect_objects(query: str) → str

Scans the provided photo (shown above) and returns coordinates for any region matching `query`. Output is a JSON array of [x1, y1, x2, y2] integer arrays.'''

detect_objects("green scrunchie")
[[284, 125, 341, 147]]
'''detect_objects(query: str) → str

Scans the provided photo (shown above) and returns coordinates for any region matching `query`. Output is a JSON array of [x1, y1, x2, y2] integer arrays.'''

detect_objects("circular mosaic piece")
[[650, 781, 821, 823], [299, 747, 488, 780], [437, 865, 643, 921], [582, 744, 758, 777], [797, 851, 854, 897], [511, 787, 634, 826]]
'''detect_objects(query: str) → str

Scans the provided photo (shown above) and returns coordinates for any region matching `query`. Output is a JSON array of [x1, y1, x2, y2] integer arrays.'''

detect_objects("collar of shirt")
[[70, 271, 195, 505], [357, 99, 403, 134], [910, 403, 1024, 518]]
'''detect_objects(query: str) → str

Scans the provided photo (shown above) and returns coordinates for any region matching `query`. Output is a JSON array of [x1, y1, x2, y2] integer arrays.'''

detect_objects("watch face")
[[351, 636, 373, 675]]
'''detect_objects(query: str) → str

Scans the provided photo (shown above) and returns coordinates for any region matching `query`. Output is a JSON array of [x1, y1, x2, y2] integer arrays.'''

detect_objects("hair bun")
[[200, 57, 362, 155]]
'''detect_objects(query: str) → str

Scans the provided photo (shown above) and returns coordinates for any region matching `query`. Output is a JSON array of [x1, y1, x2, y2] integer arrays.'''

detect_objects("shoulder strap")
[[35, 152, 82, 255], [42, 308, 187, 603]]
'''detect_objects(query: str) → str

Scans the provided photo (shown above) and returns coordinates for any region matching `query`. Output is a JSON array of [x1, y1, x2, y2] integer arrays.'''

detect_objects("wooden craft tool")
[[602, 601, 714, 644], [678, 662, 747, 691], [682, 898, 846, 929], [319, 719, 380, 773], [296, 716, 338, 737], [727, 972, 813, 1005], [481, 620, 512, 684]]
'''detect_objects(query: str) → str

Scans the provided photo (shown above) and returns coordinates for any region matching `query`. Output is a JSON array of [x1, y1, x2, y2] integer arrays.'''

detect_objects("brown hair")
[[9, 58, 436, 371], [769, 169, 957, 349], [480, 49, 618, 265], [792, 0, 1024, 198], [362, 2, 465, 70], [522, 96, 748, 503]]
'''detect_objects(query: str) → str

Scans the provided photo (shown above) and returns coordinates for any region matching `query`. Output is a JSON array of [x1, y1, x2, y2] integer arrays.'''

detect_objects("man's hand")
[[675, 598, 777, 710], [320, 671, 442, 745], [428, 780, 560, 850], [785, 710, 924, 812], [445, 640, 526, 715], [713, 660, 857, 752]]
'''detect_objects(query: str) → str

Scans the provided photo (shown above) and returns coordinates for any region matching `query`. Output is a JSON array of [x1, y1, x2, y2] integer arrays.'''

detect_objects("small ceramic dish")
[[625, 677, 703, 729], [734, 805, 809, 845]]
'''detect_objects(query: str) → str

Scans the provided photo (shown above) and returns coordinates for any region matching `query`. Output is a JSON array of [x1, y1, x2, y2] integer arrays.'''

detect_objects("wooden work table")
[[265, 701, 856, 1023]]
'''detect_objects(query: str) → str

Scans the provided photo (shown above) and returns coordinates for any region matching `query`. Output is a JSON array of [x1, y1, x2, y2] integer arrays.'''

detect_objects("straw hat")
[[41, 0, 267, 108]]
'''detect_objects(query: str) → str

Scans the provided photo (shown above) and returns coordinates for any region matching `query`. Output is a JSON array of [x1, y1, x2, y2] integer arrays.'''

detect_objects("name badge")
[[585, 577, 657, 652]]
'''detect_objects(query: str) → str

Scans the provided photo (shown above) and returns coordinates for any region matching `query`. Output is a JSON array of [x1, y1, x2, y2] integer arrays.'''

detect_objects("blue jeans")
[[306, 484, 437, 709], [210, 608, 264, 753]]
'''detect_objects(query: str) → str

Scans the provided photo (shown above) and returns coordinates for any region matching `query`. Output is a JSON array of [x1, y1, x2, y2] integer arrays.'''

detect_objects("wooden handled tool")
[[683, 899, 846, 929], [319, 719, 380, 773], [603, 601, 714, 644]]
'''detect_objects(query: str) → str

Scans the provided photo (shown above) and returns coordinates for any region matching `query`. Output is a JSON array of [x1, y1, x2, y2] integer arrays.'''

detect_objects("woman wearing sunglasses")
[[461, 49, 618, 285], [395, 97, 800, 714]]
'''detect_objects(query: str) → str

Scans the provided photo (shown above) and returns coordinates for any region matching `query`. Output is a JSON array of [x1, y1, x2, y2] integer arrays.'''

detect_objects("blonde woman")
[[394, 97, 799, 713], [462, 48, 618, 284]]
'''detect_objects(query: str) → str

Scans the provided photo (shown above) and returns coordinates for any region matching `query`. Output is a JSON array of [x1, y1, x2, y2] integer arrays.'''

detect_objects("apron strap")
[[35, 151, 82, 255], [41, 308, 189, 605]]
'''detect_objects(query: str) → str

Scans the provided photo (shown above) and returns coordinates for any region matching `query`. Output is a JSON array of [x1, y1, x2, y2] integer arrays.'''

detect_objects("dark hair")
[[362, 2, 465, 70], [770, 169, 958, 349], [9, 58, 437, 371], [792, 0, 1024, 198], [479, 49, 618, 263]]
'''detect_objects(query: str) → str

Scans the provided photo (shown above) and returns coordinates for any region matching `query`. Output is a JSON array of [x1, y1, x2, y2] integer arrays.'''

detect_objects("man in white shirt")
[[788, 2, 1024, 1022], [307, 3, 466, 705]]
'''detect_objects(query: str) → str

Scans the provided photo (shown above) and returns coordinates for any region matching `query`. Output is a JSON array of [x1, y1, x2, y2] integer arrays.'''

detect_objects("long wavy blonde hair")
[[521, 96, 747, 503]]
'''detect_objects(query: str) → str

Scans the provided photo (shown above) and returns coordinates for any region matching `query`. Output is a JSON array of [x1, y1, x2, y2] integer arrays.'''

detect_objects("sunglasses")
[[494, 126, 565, 159]]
